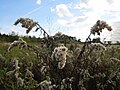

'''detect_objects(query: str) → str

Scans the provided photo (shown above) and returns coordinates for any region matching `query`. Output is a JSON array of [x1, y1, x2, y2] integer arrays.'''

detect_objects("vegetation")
[[0, 18, 120, 90]]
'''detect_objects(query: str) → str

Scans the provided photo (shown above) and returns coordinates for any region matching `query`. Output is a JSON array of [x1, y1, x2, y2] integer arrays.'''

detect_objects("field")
[[0, 34, 120, 90], [0, 19, 120, 90]]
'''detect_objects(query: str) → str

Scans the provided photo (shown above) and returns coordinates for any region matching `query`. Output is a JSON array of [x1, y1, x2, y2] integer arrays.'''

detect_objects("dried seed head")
[[8, 38, 27, 52], [90, 43, 106, 51], [91, 20, 112, 35], [14, 18, 37, 34], [25, 68, 34, 78], [52, 46, 68, 69], [6, 70, 15, 76], [58, 60, 66, 69], [110, 58, 120, 63], [15, 72, 19, 79], [39, 80, 51, 90], [17, 77, 24, 87]]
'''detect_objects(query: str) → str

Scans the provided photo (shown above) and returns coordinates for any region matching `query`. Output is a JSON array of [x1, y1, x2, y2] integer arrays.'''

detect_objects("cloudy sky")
[[0, 0, 120, 42]]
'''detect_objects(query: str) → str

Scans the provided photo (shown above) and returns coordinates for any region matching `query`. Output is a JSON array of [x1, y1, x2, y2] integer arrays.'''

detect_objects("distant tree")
[[11, 31, 16, 36], [78, 39, 81, 42], [108, 41, 112, 45], [92, 37, 101, 43], [116, 41, 120, 45]]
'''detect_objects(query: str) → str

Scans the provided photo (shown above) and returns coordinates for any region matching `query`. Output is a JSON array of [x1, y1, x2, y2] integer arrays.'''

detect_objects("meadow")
[[0, 19, 120, 90]]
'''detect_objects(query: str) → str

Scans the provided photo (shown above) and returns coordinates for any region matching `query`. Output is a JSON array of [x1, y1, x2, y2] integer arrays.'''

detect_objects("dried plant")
[[91, 20, 112, 35], [51, 45, 68, 69], [14, 18, 38, 34], [25, 68, 34, 78], [14, 17, 55, 50], [8, 37, 27, 52], [6, 58, 20, 77], [14, 18, 50, 37], [2, 19, 120, 90], [38, 80, 51, 90], [17, 77, 24, 87], [54, 32, 63, 38]]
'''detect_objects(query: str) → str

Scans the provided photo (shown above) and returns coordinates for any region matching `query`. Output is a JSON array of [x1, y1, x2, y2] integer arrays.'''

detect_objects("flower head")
[[91, 20, 112, 35], [52, 45, 68, 69], [17, 77, 24, 87], [6, 70, 15, 76], [8, 38, 27, 52], [25, 68, 34, 78], [14, 18, 38, 34]]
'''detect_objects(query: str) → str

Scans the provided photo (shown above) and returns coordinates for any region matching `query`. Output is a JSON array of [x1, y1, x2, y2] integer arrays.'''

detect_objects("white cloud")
[[46, 0, 120, 42], [56, 4, 73, 17], [74, 3, 89, 10], [58, 16, 88, 26], [36, 0, 41, 5], [106, 0, 114, 4], [81, 0, 89, 4], [110, 21, 120, 42]]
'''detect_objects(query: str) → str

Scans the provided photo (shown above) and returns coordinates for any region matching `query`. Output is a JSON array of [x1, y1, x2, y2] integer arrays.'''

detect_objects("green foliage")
[[0, 37, 120, 90]]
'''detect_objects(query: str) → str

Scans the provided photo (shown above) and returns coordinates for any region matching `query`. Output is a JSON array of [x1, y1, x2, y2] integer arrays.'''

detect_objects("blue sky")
[[0, 0, 120, 42]]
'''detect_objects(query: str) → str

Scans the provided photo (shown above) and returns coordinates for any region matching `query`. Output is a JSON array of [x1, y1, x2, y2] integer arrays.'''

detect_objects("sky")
[[0, 0, 120, 42]]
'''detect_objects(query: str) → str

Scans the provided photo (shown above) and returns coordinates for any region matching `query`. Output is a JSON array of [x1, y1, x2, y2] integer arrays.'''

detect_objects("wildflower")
[[13, 58, 18, 67], [17, 77, 24, 87], [73, 47, 81, 59], [14, 18, 38, 34], [6, 70, 15, 76], [25, 68, 34, 78], [40, 64, 49, 76], [60, 78, 67, 89], [8, 38, 27, 52], [54, 32, 63, 38], [15, 72, 19, 79], [38, 79, 51, 90], [58, 60, 66, 69], [58, 43, 65, 47], [8, 40, 21, 52], [91, 43, 106, 51], [110, 58, 120, 63], [60, 77, 74, 90], [91, 20, 112, 35], [52, 46, 68, 69], [18, 38, 27, 49]]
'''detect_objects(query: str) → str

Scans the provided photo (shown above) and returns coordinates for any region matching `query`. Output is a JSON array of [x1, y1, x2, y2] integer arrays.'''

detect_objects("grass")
[[0, 40, 120, 90]]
